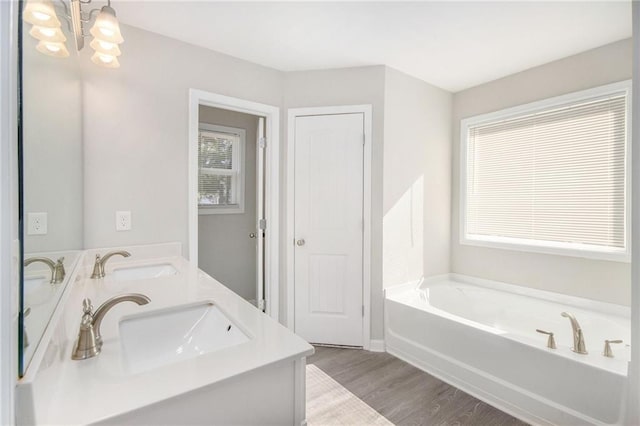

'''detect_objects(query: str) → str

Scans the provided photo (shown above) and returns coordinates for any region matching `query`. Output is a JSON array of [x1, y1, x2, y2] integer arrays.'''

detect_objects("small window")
[[198, 124, 245, 214], [460, 81, 631, 261]]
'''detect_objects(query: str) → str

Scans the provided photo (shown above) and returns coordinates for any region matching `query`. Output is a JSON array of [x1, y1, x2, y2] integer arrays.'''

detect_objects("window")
[[198, 124, 245, 214], [460, 81, 630, 261]]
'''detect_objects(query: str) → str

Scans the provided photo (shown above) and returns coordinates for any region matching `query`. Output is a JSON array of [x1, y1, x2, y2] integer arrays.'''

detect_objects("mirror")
[[19, 1, 83, 373]]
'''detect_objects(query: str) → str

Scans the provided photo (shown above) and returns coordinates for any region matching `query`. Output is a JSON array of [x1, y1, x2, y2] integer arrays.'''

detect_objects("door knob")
[[296, 239, 306, 246], [249, 232, 257, 239]]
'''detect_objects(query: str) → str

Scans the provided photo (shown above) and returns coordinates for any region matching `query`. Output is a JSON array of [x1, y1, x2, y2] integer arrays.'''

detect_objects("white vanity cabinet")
[[17, 244, 313, 426], [96, 359, 306, 425]]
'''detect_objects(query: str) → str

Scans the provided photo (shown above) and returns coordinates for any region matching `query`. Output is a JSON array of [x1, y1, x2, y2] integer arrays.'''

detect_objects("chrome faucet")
[[561, 312, 588, 354], [71, 293, 150, 360], [24, 256, 65, 284], [90, 250, 131, 279]]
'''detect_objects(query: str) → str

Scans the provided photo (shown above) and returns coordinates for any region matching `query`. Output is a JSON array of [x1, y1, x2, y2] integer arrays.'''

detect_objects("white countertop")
[[18, 244, 314, 425]]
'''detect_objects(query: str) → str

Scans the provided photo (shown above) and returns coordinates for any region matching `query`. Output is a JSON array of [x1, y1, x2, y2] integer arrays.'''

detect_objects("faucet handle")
[[536, 329, 557, 349], [54, 257, 66, 283], [603, 339, 623, 358], [90, 254, 103, 279], [82, 298, 93, 315]]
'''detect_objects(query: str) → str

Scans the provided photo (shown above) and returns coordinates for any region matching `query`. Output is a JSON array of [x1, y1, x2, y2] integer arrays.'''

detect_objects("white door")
[[294, 113, 364, 346], [256, 117, 265, 312]]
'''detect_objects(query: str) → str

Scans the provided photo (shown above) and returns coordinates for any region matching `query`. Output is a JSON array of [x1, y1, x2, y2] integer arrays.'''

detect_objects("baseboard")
[[368, 339, 386, 352]]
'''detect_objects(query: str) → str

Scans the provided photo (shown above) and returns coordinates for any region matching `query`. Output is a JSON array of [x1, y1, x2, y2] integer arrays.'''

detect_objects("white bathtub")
[[384, 274, 631, 426]]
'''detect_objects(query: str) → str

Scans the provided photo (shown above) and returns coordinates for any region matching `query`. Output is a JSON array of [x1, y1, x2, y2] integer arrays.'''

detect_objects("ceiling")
[[115, 1, 632, 92]]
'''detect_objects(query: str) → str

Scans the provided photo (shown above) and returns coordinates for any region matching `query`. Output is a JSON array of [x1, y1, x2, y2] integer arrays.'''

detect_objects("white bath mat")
[[306, 364, 394, 426]]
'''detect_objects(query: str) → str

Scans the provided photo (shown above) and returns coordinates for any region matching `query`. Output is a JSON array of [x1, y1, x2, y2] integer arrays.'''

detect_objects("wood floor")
[[307, 346, 528, 426]]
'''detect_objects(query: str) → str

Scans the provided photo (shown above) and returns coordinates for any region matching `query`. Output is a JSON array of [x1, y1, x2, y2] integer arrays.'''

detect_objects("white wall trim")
[[626, 3, 640, 423], [286, 105, 373, 350], [0, 0, 18, 423], [188, 90, 280, 321]]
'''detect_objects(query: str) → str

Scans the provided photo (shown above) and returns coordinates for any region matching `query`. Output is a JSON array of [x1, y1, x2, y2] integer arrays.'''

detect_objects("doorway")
[[197, 108, 265, 306], [287, 105, 372, 348], [188, 90, 280, 320]]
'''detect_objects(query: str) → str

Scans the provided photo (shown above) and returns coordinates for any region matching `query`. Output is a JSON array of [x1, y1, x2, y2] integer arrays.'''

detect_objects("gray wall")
[[198, 106, 258, 301], [79, 23, 631, 336], [81, 24, 284, 255], [22, 30, 83, 253], [451, 38, 633, 305], [284, 66, 386, 339], [283, 66, 453, 341], [383, 67, 452, 288]]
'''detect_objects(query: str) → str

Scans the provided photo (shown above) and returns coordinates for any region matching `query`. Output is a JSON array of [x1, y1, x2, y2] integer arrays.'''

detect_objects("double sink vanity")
[[17, 9, 313, 424], [17, 243, 313, 425]]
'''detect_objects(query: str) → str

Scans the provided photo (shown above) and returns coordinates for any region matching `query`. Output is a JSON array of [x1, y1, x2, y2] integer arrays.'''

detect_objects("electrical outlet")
[[27, 212, 47, 235], [115, 211, 132, 231]]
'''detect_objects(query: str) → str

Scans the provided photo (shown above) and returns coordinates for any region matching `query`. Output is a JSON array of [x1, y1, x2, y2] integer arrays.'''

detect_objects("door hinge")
[[259, 219, 267, 230], [362, 305, 365, 317], [362, 133, 365, 146], [259, 137, 266, 149]]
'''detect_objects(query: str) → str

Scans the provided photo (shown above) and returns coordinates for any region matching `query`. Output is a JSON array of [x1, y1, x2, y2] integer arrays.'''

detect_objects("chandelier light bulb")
[[91, 52, 121, 68], [32, 11, 50, 21], [35, 40, 70, 58], [23, 0, 61, 28], [38, 27, 55, 36], [29, 25, 66, 43], [89, 6, 124, 44], [90, 37, 122, 56]]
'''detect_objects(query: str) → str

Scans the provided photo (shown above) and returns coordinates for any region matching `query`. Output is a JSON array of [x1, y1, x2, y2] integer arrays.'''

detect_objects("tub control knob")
[[536, 329, 557, 349], [603, 339, 623, 358]]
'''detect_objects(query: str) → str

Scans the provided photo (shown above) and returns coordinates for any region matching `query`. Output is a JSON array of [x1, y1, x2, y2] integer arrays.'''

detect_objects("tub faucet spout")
[[561, 311, 588, 354]]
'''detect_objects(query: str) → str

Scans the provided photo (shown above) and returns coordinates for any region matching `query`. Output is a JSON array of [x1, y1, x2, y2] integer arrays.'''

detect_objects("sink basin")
[[119, 302, 250, 374], [24, 275, 48, 291], [24, 275, 55, 306], [112, 263, 177, 281]]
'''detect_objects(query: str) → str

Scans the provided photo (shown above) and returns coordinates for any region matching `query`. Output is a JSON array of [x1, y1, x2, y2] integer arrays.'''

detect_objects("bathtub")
[[384, 274, 631, 426]]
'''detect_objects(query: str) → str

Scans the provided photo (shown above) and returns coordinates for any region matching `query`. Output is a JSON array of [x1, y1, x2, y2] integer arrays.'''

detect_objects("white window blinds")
[[198, 129, 241, 208], [463, 84, 629, 259]]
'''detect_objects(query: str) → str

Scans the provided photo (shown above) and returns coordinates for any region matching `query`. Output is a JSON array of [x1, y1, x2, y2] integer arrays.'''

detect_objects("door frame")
[[286, 105, 372, 350], [0, 0, 19, 422], [188, 89, 280, 321]]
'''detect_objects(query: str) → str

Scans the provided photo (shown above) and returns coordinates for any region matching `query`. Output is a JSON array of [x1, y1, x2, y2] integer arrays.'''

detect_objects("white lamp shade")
[[29, 25, 66, 43], [23, 0, 61, 28], [35, 41, 70, 58], [91, 52, 121, 68], [89, 6, 124, 44], [90, 38, 122, 57]]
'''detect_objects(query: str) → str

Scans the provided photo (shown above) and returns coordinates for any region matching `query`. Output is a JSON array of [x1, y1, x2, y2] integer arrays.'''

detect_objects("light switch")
[[116, 211, 132, 231], [27, 212, 47, 235]]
